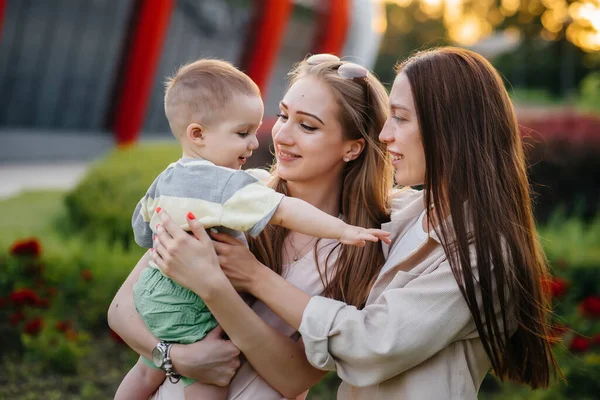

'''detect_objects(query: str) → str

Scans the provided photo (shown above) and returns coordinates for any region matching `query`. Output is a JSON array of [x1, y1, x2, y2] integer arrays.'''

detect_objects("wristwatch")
[[152, 341, 181, 383]]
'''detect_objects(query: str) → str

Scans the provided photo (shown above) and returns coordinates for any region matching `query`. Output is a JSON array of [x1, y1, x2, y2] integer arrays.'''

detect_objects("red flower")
[[80, 269, 93, 281], [9, 288, 40, 306], [569, 335, 590, 353], [541, 277, 569, 298], [110, 329, 126, 344], [0, 297, 6, 308], [10, 238, 42, 257], [8, 311, 26, 326], [23, 317, 44, 336], [580, 296, 600, 318], [56, 320, 71, 332]]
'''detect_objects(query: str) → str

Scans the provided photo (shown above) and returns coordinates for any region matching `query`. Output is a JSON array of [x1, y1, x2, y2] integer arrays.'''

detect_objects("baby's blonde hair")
[[164, 59, 261, 137]]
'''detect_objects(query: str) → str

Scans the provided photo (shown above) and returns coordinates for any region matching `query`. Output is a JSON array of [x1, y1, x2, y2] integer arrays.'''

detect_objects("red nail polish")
[[153, 235, 157, 240], [151, 248, 155, 252], [156, 207, 161, 212], [156, 224, 160, 230], [187, 212, 195, 220]]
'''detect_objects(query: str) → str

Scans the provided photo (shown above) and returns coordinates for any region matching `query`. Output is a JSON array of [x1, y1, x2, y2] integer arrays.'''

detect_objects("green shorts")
[[133, 267, 219, 386]]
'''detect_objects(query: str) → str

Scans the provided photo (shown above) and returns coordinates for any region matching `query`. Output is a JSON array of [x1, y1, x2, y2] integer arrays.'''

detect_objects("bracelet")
[[164, 343, 181, 384]]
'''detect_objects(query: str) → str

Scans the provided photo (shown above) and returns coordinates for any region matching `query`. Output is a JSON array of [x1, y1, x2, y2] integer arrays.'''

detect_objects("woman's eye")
[[300, 123, 317, 131], [276, 113, 288, 121], [393, 115, 406, 122], [237, 132, 250, 138]]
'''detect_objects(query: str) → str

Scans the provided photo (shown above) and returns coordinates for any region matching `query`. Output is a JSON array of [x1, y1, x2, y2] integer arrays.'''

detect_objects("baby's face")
[[201, 95, 264, 169]]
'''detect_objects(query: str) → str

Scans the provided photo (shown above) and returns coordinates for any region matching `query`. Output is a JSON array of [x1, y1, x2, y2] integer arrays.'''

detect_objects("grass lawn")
[[0, 190, 66, 244]]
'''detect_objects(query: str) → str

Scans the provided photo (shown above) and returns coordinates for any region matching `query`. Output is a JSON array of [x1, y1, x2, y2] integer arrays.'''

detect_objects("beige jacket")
[[299, 189, 497, 399]]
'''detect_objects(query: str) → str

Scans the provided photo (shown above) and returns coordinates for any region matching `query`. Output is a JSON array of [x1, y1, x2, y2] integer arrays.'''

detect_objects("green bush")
[[0, 233, 144, 374], [64, 143, 180, 249], [578, 71, 600, 113]]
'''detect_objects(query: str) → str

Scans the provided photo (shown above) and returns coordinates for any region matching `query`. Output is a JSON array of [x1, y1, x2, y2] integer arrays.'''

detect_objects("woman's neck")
[[287, 179, 341, 217]]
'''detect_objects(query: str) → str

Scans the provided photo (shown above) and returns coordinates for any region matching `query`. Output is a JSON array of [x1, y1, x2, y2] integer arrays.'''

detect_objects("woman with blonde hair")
[[108, 54, 394, 399], [152, 47, 560, 399]]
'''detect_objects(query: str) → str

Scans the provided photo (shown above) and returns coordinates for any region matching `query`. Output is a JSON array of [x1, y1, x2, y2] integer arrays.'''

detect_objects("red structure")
[[243, 0, 294, 96], [0, 0, 5, 43], [113, 0, 175, 146], [312, 0, 350, 55]]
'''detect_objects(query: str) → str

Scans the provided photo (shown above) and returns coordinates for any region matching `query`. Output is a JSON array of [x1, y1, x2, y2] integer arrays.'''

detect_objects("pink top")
[[151, 238, 339, 400]]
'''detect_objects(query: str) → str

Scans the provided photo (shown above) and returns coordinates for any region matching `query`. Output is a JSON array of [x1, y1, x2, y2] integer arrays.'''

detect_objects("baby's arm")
[[270, 197, 390, 246]]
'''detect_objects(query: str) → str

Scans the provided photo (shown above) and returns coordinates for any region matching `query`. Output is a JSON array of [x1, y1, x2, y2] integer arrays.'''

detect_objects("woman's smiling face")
[[272, 76, 350, 184], [378, 72, 426, 187]]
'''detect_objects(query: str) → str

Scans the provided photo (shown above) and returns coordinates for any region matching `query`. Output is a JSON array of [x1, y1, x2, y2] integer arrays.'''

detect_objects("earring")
[[343, 157, 350, 162]]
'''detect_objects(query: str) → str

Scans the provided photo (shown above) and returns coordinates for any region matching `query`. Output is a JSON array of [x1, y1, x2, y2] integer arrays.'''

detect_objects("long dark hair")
[[248, 59, 393, 308], [397, 47, 560, 388]]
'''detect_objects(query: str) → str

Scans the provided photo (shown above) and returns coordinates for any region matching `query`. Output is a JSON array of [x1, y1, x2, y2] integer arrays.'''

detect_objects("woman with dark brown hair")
[[150, 47, 560, 399]]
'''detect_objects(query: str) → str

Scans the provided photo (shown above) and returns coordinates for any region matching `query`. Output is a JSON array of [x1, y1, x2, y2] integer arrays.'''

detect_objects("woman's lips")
[[277, 150, 301, 161]]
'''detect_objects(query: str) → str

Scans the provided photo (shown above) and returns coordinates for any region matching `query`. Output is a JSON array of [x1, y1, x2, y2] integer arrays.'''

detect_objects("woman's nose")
[[273, 121, 294, 145], [378, 120, 394, 143]]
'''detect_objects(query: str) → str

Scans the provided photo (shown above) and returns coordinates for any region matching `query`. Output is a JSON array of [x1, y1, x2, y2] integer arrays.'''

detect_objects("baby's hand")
[[340, 226, 391, 247]]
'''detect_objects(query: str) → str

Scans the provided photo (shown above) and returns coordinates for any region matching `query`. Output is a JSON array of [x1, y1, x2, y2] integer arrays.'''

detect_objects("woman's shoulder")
[[389, 188, 425, 220]]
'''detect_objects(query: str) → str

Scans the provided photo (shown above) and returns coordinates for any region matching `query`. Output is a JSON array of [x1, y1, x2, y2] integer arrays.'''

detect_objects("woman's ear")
[[186, 123, 204, 145], [344, 138, 366, 161]]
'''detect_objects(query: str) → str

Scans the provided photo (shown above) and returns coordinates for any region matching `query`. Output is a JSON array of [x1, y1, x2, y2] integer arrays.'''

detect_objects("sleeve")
[[132, 174, 162, 249], [298, 261, 475, 387], [219, 170, 284, 237]]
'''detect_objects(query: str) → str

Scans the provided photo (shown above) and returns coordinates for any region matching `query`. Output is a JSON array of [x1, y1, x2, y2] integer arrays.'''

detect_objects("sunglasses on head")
[[305, 53, 369, 80]]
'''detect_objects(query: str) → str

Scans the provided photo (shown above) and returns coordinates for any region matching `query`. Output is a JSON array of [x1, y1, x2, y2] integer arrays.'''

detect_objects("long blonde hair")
[[248, 59, 393, 307]]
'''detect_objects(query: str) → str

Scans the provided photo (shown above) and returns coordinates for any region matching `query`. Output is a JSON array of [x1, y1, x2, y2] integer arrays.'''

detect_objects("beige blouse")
[[299, 189, 504, 399], [152, 238, 339, 400]]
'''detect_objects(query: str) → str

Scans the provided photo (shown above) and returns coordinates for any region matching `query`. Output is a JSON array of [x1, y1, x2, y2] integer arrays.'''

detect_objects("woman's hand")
[[170, 326, 241, 385], [153, 210, 227, 298], [210, 231, 265, 293]]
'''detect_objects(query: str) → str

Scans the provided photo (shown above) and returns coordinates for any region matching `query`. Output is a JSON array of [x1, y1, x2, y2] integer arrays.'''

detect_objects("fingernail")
[[187, 212, 195, 220], [151, 248, 155, 252], [156, 207, 161, 213], [153, 235, 157, 240], [156, 224, 160, 230]]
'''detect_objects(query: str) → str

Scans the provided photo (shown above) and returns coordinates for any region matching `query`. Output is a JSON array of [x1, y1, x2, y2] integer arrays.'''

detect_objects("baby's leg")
[[115, 357, 166, 400], [184, 381, 228, 400]]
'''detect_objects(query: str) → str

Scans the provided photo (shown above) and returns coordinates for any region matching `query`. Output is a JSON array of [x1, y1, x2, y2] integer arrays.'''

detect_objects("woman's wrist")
[[169, 343, 188, 377], [248, 263, 275, 298], [195, 270, 231, 303]]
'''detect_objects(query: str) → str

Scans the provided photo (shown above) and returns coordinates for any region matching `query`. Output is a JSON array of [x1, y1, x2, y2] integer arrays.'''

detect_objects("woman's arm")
[[107, 251, 159, 359], [199, 271, 325, 397], [249, 259, 475, 387], [211, 232, 328, 396], [153, 212, 327, 398], [107, 251, 241, 386]]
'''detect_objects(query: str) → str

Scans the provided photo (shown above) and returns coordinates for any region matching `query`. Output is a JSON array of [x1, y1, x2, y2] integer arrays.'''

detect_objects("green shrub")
[[578, 71, 600, 113], [64, 143, 180, 249], [0, 233, 144, 373]]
